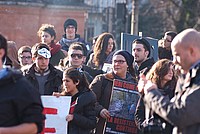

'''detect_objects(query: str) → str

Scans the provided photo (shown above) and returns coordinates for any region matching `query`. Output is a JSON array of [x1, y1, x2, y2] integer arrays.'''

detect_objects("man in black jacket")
[[22, 43, 63, 95], [0, 34, 45, 133], [132, 38, 155, 134], [132, 37, 155, 77]]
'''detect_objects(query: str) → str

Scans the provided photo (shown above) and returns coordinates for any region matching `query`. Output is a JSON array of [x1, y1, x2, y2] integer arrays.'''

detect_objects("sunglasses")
[[71, 53, 83, 59], [113, 60, 126, 64]]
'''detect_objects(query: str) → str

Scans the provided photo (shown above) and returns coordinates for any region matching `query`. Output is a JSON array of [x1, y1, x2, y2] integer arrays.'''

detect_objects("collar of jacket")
[[138, 57, 155, 72], [26, 63, 61, 79], [184, 63, 200, 88], [104, 72, 114, 81]]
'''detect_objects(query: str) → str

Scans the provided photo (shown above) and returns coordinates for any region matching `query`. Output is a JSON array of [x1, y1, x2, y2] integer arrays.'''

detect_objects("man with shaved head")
[[138, 29, 200, 134]]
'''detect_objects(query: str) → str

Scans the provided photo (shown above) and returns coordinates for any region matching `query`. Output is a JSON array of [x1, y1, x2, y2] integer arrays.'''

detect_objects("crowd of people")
[[0, 17, 200, 134]]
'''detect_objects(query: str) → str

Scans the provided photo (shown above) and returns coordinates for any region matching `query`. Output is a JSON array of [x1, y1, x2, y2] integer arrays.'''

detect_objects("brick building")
[[0, 0, 88, 48]]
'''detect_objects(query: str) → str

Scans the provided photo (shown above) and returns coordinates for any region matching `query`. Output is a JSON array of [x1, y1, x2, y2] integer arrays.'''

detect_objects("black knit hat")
[[64, 18, 77, 32], [113, 50, 134, 67], [132, 37, 151, 57]]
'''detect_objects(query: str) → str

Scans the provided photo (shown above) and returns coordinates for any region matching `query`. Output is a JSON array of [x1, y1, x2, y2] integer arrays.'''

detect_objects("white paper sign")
[[41, 96, 71, 134], [102, 63, 112, 73]]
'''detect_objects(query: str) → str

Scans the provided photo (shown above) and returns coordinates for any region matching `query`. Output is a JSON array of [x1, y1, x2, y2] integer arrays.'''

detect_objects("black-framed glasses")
[[113, 60, 126, 64], [20, 56, 32, 60], [71, 54, 83, 59]]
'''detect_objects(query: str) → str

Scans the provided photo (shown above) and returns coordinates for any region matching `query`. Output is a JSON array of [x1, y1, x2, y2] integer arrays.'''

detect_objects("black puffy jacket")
[[68, 89, 97, 134]]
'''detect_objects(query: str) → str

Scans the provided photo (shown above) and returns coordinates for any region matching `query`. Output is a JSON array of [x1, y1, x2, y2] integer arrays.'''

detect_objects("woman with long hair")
[[87, 32, 116, 70], [146, 59, 177, 98], [53, 67, 97, 134], [90, 50, 138, 134], [135, 59, 177, 134]]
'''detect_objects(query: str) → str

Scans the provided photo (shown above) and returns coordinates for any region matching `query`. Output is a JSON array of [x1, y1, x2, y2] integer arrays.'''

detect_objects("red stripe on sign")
[[41, 107, 58, 134], [44, 128, 56, 133], [43, 107, 58, 114]]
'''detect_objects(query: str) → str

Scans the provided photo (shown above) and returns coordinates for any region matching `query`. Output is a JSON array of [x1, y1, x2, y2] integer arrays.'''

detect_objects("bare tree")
[[138, 0, 200, 38]]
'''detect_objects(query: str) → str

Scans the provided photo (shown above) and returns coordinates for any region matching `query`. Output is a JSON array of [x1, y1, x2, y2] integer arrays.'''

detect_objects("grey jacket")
[[144, 63, 200, 134]]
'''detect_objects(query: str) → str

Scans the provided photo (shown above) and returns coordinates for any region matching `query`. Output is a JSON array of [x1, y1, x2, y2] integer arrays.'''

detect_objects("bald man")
[[138, 29, 200, 134]]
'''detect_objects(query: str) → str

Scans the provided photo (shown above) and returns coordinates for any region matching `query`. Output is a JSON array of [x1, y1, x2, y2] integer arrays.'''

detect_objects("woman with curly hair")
[[146, 59, 177, 98], [87, 32, 116, 70], [135, 59, 177, 134]]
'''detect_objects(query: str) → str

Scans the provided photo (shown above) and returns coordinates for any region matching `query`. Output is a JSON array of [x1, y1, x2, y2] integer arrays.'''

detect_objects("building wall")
[[0, 4, 87, 48]]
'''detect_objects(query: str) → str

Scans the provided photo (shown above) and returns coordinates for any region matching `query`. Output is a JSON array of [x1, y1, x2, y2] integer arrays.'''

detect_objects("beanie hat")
[[132, 37, 151, 57], [113, 50, 134, 67], [64, 18, 77, 32]]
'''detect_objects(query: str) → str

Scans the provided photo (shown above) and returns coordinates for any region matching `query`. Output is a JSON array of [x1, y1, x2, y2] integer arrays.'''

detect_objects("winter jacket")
[[136, 57, 155, 77], [58, 59, 104, 83], [143, 62, 200, 134], [58, 60, 94, 83], [68, 89, 97, 134], [22, 63, 63, 95], [0, 68, 45, 133], [82, 65, 104, 78], [135, 85, 175, 134], [89, 72, 137, 134], [158, 46, 173, 60]]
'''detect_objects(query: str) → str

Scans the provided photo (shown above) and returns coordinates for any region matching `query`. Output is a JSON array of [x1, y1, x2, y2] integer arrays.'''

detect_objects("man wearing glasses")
[[18, 45, 33, 68], [158, 31, 177, 60], [58, 18, 89, 55]]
